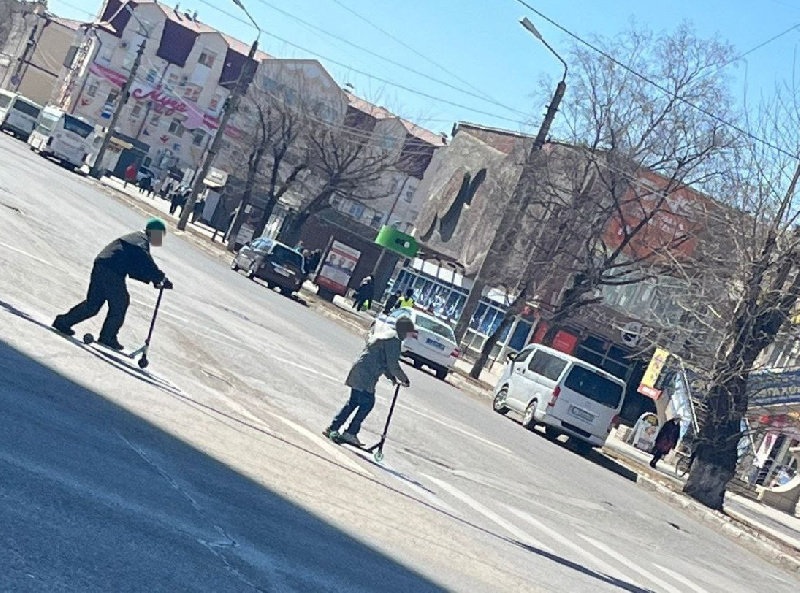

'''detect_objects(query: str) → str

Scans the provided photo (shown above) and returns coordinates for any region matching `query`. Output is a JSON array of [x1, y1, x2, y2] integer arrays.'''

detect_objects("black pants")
[[650, 450, 665, 468], [60, 264, 129, 340]]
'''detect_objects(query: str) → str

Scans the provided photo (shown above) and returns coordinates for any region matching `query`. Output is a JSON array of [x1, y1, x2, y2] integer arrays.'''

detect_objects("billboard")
[[316, 241, 361, 296]]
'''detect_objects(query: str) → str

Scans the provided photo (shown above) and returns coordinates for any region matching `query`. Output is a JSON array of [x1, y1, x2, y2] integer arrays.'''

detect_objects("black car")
[[231, 237, 305, 295]]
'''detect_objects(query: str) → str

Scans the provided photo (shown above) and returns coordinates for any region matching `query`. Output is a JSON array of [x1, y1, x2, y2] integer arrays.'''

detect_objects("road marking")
[[400, 405, 514, 455], [264, 411, 371, 477], [578, 535, 683, 593], [0, 240, 72, 274], [423, 474, 553, 553], [502, 505, 639, 586], [652, 564, 710, 593]]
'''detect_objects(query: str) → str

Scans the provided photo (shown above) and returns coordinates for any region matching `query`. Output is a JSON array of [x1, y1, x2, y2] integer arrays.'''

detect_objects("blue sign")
[[747, 368, 800, 407]]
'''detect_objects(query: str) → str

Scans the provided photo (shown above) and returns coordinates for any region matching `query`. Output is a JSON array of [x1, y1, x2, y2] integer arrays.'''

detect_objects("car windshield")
[[12, 99, 40, 118], [271, 244, 304, 269], [414, 315, 456, 342], [63, 114, 93, 138], [563, 365, 624, 408]]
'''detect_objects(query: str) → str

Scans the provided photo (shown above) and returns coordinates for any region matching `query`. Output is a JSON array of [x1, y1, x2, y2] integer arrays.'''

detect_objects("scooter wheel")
[[138, 357, 149, 369], [83, 333, 94, 344], [374, 450, 384, 463]]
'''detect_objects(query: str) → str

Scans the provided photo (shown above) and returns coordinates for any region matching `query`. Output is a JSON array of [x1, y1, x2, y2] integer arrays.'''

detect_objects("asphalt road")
[[0, 132, 797, 592]]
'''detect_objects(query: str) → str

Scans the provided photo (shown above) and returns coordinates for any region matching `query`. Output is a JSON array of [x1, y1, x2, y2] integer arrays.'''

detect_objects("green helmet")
[[145, 217, 167, 232]]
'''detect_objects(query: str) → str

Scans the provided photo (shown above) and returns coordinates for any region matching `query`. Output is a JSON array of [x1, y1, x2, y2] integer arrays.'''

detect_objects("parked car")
[[370, 308, 459, 380], [231, 237, 306, 295], [136, 166, 155, 183], [492, 344, 626, 449]]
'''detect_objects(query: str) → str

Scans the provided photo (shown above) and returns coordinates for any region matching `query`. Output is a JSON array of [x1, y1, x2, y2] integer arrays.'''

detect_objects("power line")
[[195, 0, 529, 126], [328, 0, 504, 106], [512, 0, 800, 160], [249, 0, 530, 118], [49, 0, 97, 18]]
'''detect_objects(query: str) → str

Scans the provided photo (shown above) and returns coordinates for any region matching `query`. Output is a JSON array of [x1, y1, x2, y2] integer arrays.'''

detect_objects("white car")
[[371, 308, 459, 380]]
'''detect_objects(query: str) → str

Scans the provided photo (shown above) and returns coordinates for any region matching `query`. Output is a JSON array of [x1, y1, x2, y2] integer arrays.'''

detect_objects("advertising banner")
[[316, 241, 361, 296], [638, 348, 670, 400]]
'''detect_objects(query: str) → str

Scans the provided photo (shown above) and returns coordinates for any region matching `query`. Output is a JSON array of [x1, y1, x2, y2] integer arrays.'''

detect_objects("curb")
[[603, 449, 800, 575]]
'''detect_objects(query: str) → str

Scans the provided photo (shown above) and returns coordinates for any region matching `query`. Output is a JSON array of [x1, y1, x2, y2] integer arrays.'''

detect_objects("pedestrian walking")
[[169, 186, 187, 215], [650, 417, 681, 468], [353, 275, 375, 311], [138, 174, 152, 196], [323, 317, 415, 446], [382, 289, 401, 314], [123, 163, 137, 188], [396, 288, 415, 309], [192, 196, 206, 223], [52, 218, 173, 351]]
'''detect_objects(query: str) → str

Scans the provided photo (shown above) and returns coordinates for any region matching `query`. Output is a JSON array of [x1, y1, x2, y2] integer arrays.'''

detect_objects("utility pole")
[[453, 18, 567, 344], [90, 39, 146, 179]]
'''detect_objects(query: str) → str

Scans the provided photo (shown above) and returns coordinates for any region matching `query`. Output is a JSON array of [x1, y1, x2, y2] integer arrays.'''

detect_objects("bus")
[[28, 106, 95, 170], [0, 89, 42, 141]]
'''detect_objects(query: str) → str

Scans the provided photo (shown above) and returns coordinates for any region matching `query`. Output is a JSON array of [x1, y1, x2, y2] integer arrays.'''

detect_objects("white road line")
[[502, 505, 640, 586], [423, 474, 553, 553], [264, 411, 372, 477], [400, 405, 514, 455], [652, 564, 710, 593], [0, 240, 72, 274], [578, 535, 683, 593]]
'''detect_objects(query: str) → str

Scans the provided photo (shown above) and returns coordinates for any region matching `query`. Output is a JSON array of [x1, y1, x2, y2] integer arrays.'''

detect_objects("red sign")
[[131, 85, 187, 116], [637, 385, 662, 400]]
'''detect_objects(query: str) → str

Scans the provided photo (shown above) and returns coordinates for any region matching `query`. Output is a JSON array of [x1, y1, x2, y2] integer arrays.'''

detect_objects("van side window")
[[514, 346, 535, 365], [527, 351, 567, 381]]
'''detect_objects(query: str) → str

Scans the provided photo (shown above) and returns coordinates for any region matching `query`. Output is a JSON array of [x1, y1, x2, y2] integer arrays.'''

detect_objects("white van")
[[0, 89, 42, 141], [492, 344, 626, 448], [28, 106, 95, 169]]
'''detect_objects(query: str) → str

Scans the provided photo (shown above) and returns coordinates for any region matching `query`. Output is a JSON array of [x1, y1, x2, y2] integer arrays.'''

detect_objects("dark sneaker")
[[340, 432, 363, 447], [51, 316, 75, 337], [322, 427, 335, 439], [98, 337, 125, 351]]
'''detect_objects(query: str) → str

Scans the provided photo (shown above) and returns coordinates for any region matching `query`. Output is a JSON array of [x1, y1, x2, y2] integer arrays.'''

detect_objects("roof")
[[50, 16, 84, 31], [456, 121, 533, 140], [345, 91, 445, 148]]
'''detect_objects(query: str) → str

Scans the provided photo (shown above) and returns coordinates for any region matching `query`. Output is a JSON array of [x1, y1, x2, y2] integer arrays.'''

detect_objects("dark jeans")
[[330, 389, 375, 436], [650, 450, 666, 468], [59, 264, 129, 341]]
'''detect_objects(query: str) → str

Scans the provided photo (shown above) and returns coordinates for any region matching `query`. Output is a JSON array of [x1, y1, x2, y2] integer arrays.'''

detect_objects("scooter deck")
[[82, 333, 147, 360], [327, 432, 386, 461]]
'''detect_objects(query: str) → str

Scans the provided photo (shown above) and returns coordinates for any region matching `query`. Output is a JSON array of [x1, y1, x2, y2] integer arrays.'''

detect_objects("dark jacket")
[[355, 279, 374, 301], [95, 231, 165, 284], [654, 419, 681, 454]]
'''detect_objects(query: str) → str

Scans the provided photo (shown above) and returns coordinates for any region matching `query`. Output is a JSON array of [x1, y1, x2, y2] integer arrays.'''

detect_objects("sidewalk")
[[604, 433, 800, 555]]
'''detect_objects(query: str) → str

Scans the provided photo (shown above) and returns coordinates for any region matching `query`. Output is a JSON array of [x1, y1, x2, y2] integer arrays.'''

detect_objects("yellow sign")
[[638, 348, 670, 399]]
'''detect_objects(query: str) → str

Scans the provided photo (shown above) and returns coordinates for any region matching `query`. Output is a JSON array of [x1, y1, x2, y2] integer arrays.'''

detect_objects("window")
[[63, 115, 93, 139], [371, 213, 384, 228], [145, 68, 158, 84], [192, 129, 206, 146], [207, 92, 223, 114], [404, 188, 414, 202], [527, 351, 568, 381], [150, 113, 161, 126], [183, 85, 200, 103], [563, 366, 624, 408], [198, 50, 217, 68], [86, 80, 99, 98], [0, 94, 11, 109], [106, 90, 119, 105], [130, 104, 142, 118], [348, 202, 365, 219], [414, 314, 456, 342], [514, 346, 536, 365], [166, 72, 179, 89], [168, 118, 185, 138]]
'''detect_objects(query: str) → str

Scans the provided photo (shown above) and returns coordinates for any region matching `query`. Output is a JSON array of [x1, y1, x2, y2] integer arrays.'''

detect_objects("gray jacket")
[[345, 326, 409, 394]]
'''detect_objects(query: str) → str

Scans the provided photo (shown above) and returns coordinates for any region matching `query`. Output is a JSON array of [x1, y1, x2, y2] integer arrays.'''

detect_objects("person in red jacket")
[[52, 218, 172, 350], [123, 163, 137, 188]]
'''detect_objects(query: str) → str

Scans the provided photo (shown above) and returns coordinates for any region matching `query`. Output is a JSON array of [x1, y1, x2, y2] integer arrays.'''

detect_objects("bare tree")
[[224, 81, 311, 250], [276, 121, 407, 246], [661, 85, 800, 509], [469, 22, 736, 378]]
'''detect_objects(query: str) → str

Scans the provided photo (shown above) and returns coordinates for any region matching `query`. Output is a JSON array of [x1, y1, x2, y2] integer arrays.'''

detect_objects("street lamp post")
[[452, 18, 568, 345], [177, 0, 262, 232]]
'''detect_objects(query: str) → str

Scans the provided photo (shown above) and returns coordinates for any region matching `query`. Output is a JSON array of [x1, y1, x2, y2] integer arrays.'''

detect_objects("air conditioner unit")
[[179, 75, 188, 85], [120, 41, 129, 49]]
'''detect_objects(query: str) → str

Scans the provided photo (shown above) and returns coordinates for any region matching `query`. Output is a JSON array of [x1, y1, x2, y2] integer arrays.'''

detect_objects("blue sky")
[[52, 0, 800, 137]]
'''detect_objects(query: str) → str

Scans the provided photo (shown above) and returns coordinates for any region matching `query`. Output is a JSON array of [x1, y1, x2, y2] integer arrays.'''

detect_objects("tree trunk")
[[454, 277, 485, 344], [252, 194, 278, 238], [277, 210, 310, 246], [470, 285, 528, 379], [470, 312, 514, 379]]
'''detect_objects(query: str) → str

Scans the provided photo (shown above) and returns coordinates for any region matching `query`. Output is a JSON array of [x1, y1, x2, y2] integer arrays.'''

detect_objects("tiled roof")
[[345, 91, 445, 147]]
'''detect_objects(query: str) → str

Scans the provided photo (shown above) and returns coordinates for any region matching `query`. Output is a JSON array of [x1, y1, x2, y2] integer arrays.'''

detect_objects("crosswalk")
[[396, 467, 719, 593]]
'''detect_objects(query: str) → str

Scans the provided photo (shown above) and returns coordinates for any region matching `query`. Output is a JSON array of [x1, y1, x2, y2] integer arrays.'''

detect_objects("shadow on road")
[[0, 336, 447, 591], [1, 301, 647, 592]]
